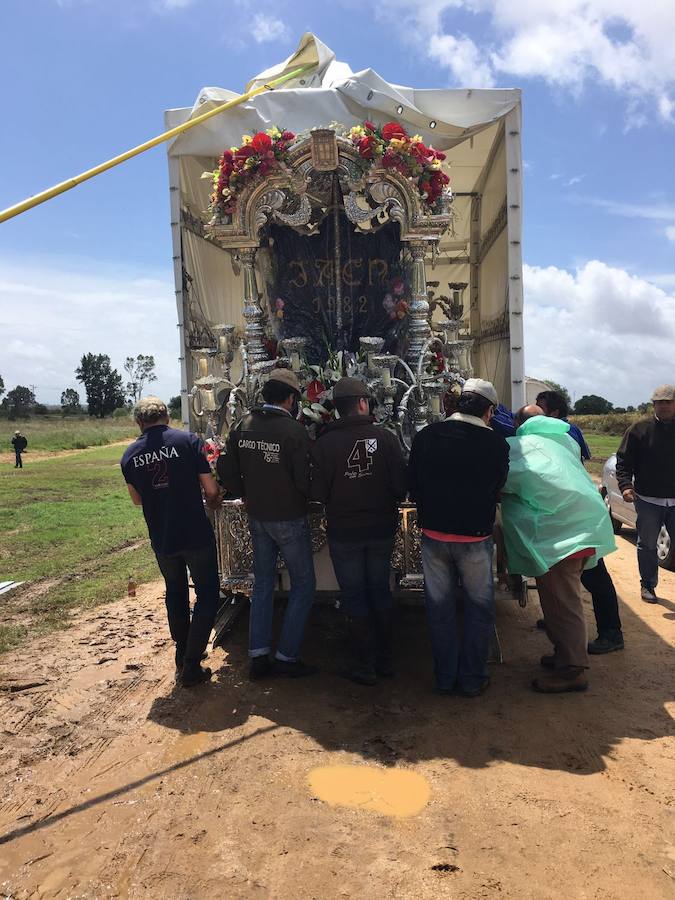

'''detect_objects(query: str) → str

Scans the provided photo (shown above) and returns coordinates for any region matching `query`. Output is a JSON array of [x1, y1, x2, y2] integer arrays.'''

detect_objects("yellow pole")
[[0, 62, 317, 225]]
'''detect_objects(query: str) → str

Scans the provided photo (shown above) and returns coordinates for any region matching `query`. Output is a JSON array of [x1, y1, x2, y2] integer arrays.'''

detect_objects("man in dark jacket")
[[121, 397, 221, 687], [311, 377, 407, 685], [616, 384, 675, 603], [218, 368, 316, 679], [11, 430, 27, 468], [409, 378, 509, 697]]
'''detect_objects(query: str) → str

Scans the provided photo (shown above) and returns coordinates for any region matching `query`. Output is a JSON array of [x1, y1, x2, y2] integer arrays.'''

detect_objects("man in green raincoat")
[[501, 407, 616, 693]]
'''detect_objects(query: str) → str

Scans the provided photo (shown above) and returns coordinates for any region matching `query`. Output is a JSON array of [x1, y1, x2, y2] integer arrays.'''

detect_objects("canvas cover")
[[501, 417, 616, 577], [166, 34, 524, 415]]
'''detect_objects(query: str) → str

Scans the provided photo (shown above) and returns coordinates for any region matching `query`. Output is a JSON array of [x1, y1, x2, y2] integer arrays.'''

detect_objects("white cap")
[[462, 378, 498, 406]]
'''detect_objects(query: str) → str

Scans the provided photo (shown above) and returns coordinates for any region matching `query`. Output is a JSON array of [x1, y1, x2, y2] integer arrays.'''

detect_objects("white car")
[[601, 453, 675, 570]]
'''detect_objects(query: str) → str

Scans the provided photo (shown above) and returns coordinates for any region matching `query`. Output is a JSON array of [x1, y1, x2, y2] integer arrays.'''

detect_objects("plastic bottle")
[[127, 575, 137, 598]]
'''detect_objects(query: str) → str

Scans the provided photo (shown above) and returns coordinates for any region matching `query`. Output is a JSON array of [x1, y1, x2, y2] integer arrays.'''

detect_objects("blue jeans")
[[155, 538, 221, 666], [328, 537, 395, 618], [249, 517, 316, 661], [421, 535, 495, 692], [635, 497, 675, 589]]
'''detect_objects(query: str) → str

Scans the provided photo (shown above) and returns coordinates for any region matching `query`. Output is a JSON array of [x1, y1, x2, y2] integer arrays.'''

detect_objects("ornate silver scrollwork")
[[344, 191, 391, 225], [273, 193, 313, 227]]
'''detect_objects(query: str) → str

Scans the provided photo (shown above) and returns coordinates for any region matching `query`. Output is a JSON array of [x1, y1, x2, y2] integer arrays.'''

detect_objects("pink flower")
[[275, 298, 285, 309], [392, 277, 405, 296]]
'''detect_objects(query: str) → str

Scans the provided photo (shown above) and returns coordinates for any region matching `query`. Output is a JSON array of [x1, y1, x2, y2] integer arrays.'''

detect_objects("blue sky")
[[1, 0, 674, 406]]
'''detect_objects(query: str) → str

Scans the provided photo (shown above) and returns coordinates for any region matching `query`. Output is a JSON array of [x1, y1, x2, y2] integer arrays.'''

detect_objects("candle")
[[381, 368, 392, 388], [291, 352, 300, 372], [430, 394, 441, 415], [198, 357, 209, 378]]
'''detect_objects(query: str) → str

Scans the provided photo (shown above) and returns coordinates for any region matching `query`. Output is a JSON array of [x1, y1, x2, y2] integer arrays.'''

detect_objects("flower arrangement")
[[348, 120, 450, 207], [205, 126, 296, 219]]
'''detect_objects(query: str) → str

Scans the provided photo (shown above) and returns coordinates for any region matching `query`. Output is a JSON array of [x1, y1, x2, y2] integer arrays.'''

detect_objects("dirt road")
[[1, 534, 673, 899]]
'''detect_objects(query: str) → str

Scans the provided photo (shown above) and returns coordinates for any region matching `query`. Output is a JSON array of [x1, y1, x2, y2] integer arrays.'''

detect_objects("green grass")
[[0, 443, 162, 654], [585, 432, 622, 480], [1, 415, 138, 452]]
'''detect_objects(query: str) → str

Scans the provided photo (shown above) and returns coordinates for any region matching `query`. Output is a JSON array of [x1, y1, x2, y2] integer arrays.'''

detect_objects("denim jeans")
[[581, 557, 622, 634], [328, 537, 395, 618], [421, 535, 495, 692], [635, 497, 675, 589], [155, 538, 221, 666], [249, 517, 316, 662]]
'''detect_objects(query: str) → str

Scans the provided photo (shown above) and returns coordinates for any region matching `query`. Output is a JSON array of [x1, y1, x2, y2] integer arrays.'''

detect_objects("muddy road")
[[0, 533, 673, 899]]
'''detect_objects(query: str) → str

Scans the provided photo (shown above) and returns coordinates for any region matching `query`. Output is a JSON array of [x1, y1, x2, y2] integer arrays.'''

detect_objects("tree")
[[574, 394, 614, 415], [5, 385, 36, 419], [124, 354, 157, 404], [0, 374, 4, 400], [543, 380, 572, 410], [61, 388, 82, 415], [168, 395, 182, 419], [75, 353, 126, 418]]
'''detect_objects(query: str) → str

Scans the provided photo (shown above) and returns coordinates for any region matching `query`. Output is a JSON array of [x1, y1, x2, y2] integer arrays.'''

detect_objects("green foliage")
[[570, 412, 645, 435], [34, 403, 48, 415], [0, 415, 137, 451], [112, 407, 133, 418], [5, 385, 36, 418], [124, 354, 157, 404], [0, 374, 4, 399], [168, 394, 182, 418], [573, 394, 614, 415], [76, 353, 126, 418], [60, 387, 82, 415]]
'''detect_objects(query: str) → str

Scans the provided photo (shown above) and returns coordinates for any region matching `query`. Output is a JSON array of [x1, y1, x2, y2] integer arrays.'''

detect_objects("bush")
[[570, 412, 646, 435], [112, 407, 133, 419]]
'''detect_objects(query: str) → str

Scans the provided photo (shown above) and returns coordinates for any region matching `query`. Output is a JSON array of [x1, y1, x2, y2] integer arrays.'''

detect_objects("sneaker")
[[641, 586, 659, 604], [540, 654, 557, 669], [180, 665, 212, 688], [273, 658, 318, 678], [532, 668, 588, 694], [249, 656, 274, 681], [588, 632, 624, 655], [457, 677, 490, 698], [536, 618, 547, 631], [175, 648, 208, 671], [341, 665, 378, 686]]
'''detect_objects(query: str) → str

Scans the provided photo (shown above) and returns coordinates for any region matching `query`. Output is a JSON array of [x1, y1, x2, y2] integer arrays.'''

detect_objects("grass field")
[[0, 443, 158, 653], [1, 415, 138, 452]]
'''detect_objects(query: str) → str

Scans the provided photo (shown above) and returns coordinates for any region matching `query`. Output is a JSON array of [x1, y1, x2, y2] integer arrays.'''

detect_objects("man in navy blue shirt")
[[121, 396, 222, 686]]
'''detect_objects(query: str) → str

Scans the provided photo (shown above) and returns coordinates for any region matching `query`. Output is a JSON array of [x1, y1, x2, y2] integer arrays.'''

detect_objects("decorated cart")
[[164, 35, 525, 607]]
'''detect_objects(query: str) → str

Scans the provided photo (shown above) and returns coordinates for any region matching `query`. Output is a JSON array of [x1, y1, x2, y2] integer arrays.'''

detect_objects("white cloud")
[[565, 175, 585, 187], [250, 13, 290, 44], [379, 1, 675, 123], [582, 198, 675, 222], [524, 260, 675, 406], [665, 226, 675, 243], [0, 258, 180, 406]]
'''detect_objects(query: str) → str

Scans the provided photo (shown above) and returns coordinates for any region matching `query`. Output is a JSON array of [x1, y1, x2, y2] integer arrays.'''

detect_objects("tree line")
[[0, 354, 178, 420]]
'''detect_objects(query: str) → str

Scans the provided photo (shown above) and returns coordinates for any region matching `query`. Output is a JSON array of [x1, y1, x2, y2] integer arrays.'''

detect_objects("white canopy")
[[165, 34, 524, 415]]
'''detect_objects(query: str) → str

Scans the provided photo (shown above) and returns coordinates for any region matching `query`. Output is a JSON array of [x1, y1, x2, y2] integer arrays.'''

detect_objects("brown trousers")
[[535, 557, 589, 670]]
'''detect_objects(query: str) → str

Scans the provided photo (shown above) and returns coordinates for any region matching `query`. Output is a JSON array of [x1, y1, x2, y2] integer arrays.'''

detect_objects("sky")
[[1, 0, 674, 408]]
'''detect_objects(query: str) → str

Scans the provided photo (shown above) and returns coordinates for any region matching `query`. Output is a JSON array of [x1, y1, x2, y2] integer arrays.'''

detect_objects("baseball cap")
[[14, 430, 20, 435], [332, 377, 372, 400], [651, 384, 675, 402], [268, 368, 301, 394], [461, 377, 498, 406]]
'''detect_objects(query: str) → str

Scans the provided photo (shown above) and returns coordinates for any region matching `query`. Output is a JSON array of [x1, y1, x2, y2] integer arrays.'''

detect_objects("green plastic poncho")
[[501, 416, 616, 577]]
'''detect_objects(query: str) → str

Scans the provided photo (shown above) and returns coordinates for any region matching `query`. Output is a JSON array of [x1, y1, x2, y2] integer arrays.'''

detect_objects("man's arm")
[[615, 426, 637, 501], [199, 472, 222, 510], [127, 483, 143, 506]]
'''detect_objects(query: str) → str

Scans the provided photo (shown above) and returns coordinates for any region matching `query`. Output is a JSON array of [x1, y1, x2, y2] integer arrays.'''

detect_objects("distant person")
[[409, 378, 509, 698], [218, 369, 317, 680], [121, 396, 221, 687], [616, 385, 675, 604], [310, 377, 407, 685], [501, 406, 616, 693], [537, 390, 624, 655], [11, 430, 27, 468]]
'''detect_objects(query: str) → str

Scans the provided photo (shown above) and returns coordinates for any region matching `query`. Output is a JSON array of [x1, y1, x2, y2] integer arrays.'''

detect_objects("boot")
[[588, 630, 624, 654], [343, 617, 377, 686], [532, 667, 588, 693], [372, 610, 395, 677]]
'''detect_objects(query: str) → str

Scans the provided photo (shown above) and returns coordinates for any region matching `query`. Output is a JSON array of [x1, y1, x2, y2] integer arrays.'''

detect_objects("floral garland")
[[205, 126, 296, 219], [347, 120, 450, 206]]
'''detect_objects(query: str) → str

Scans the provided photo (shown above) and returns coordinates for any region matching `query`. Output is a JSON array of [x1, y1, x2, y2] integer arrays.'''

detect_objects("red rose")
[[382, 122, 408, 141], [307, 379, 326, 403], [382, 150, 398, 169], [358, 135, 376, 159], [280, 130, 295, 141], [222, 150, 234, 164], [433, 149, 446, 162], [364, 120, 376, 131], [251, 132, 272, 153], [235, 144, 256, 160]]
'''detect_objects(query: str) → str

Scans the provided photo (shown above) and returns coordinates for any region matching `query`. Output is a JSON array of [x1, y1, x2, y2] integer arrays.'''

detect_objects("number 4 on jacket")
[[346, 439, 377, 478]]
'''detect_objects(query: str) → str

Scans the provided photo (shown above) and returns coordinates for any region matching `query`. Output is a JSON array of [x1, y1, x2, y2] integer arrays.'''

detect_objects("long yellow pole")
[[0, 62, 317, 225]]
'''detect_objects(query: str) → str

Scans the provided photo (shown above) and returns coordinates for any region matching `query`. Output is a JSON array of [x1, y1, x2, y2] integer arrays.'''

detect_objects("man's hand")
[[205, 490, 223, 511], [622, 488, 636, 503]]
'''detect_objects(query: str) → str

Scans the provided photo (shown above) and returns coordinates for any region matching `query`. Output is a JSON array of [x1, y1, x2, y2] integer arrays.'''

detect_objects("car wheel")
[[657, 526, 675, 571], [602, 488, 623, 535]]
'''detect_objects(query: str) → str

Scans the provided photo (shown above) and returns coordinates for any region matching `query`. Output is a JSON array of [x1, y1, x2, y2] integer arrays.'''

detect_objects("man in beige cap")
[[11, 429, 27, 468], [218, 368, 317, 679], [616, 385, 675, 603], [409, 377, 509, 697], [311, 377, 407, 685]]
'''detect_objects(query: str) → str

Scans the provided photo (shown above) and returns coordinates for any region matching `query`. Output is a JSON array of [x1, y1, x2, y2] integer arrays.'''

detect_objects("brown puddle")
[[307, 765, 430, 818]]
